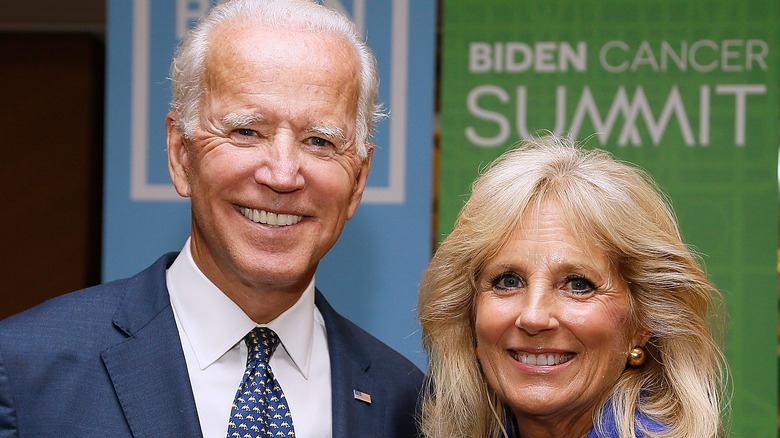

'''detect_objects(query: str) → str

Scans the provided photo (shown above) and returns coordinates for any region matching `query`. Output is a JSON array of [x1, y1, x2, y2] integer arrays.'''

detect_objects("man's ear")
[[346, 143, 374, 220], [166, 111, 192, 198]]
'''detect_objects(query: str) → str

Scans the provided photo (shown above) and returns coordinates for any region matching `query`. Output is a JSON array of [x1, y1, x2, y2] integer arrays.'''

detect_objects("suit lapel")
[[316, 290, 386, 438], [101, 254, 203, 438]]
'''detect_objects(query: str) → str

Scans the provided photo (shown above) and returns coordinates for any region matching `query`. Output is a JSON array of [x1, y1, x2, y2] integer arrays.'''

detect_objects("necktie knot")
[[246, 327, 279, 365]]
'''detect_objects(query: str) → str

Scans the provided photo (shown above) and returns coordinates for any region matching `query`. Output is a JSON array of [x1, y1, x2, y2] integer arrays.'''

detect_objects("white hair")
[[169, 0, 382, 159]]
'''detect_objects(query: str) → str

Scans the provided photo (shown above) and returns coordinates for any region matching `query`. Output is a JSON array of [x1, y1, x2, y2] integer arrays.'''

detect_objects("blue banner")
[[104, 0, 435, 368]]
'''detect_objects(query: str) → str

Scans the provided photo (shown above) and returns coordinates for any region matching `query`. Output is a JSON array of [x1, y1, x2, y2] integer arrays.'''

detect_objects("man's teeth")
[[512, 352, 574, 366], [240, 207, 302, 227]]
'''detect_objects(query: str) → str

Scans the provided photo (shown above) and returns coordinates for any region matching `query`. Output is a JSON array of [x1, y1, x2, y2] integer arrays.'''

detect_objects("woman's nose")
[[514, 285, 559, 335]]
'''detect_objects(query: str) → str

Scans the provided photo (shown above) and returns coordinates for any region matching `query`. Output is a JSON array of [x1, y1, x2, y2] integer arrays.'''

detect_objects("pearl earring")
[[628, 347, 646, 367]]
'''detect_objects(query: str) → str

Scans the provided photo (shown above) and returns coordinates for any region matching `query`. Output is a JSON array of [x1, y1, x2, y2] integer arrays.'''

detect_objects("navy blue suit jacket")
[[0, 253, 423, 437]]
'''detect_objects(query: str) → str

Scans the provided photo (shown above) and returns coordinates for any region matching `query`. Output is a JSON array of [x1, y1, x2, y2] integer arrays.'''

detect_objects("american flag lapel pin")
[[353, 389, 372, 404]]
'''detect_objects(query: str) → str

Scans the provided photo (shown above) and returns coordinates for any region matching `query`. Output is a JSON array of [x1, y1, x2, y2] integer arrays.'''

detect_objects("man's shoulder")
[[314, 289, 424, 380], [335, 313, 417, 364], [0, 280, 126, 340]]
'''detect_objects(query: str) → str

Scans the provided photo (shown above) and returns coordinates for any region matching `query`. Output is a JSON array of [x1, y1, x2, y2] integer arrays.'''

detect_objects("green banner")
[[439, 1, 779, 435]]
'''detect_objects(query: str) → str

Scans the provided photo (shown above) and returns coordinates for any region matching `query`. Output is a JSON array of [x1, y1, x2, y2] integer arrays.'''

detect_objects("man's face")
[[167, 21, 370, 301]]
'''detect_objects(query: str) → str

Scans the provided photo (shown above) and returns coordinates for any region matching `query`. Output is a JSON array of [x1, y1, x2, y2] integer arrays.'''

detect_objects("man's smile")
[[239, 206, 303, 227]]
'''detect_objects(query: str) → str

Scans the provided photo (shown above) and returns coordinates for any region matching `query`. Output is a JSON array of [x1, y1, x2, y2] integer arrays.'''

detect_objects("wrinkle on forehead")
[[207, 18, 360, 77], [509, 200, 623, 289], [520, 198, 612, 267], [199, 21, 361, 145]]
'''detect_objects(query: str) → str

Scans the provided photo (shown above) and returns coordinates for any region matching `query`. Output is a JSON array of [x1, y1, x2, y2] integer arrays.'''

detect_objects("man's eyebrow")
[[221, 113, 263, 132], [306, 125, 347, 143]]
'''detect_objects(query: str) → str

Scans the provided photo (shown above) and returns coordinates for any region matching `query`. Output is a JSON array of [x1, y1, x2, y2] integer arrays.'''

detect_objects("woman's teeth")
[[512, 352, 574, 366]]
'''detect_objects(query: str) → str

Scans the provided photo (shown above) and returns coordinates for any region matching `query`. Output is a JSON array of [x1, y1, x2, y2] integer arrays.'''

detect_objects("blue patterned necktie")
[[227, 327, 295, 438]]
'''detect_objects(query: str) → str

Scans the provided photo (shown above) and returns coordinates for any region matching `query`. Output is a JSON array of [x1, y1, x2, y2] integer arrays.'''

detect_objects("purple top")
[[507, 401, 667, 437], [586, 401, 666, 438]]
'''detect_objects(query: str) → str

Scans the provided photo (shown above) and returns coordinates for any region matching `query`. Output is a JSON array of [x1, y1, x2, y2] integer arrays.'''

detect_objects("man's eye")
[[306, 137, 332, 147], [236, 128, 257, 137]]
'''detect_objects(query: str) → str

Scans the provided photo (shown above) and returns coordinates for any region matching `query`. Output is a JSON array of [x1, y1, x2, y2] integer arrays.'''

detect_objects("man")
[[0, 1, 424, 437]]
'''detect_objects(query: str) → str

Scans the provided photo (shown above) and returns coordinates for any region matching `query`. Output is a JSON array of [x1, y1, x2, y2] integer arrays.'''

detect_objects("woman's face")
[[474, 200, 645, 435]]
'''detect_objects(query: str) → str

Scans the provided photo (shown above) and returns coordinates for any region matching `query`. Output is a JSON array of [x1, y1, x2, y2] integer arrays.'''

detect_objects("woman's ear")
[[634, 331, 652, 348]]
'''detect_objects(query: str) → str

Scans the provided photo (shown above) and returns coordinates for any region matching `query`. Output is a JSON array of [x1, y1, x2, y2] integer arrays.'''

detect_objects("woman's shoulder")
[[504, 403, 667, 438], [587, 404, 667, 438], [633, 410, 667, 437]]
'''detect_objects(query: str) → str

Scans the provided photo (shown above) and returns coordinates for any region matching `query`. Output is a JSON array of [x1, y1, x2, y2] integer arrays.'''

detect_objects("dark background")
[[0, 0, 106, 319]]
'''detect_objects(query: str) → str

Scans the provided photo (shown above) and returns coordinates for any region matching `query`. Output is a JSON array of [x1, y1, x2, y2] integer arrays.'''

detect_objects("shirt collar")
[[167, 238, 317, 379]]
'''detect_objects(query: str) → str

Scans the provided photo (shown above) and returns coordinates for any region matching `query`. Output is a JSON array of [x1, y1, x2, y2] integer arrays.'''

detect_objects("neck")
[[516, 426, 590, 438], [187, 236, 314, 323], [221, 283, 306, 324], [512, 412, 593, 438]]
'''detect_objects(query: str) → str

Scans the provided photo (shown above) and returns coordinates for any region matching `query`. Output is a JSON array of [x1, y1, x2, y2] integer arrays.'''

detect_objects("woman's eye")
[[492, 272, 523, 291], [567, 276, 595, 295]]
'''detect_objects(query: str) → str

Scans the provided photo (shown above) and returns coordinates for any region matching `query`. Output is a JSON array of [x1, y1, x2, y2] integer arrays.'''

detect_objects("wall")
[[0, 1, 105, 318]]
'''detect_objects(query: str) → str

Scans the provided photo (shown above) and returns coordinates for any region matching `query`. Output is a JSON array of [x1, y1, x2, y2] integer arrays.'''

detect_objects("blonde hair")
[[418, 135, 729, 438]]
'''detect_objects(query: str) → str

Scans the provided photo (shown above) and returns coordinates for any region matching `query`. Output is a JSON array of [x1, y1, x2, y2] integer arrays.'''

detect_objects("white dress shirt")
[[166, 239, 332, 438]]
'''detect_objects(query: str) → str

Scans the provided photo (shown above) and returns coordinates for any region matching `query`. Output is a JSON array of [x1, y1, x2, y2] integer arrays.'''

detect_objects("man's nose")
[[253, 134, 305, 193], [514, 285, 559, 335]]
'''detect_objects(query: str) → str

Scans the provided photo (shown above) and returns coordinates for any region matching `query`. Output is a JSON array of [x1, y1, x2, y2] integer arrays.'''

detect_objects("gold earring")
[[628, 347, 646, 367], [475, 347, 479, 360]]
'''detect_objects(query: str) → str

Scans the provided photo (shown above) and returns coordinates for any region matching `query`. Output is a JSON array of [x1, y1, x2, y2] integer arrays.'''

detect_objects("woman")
[[418, 136, 729, 438]]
